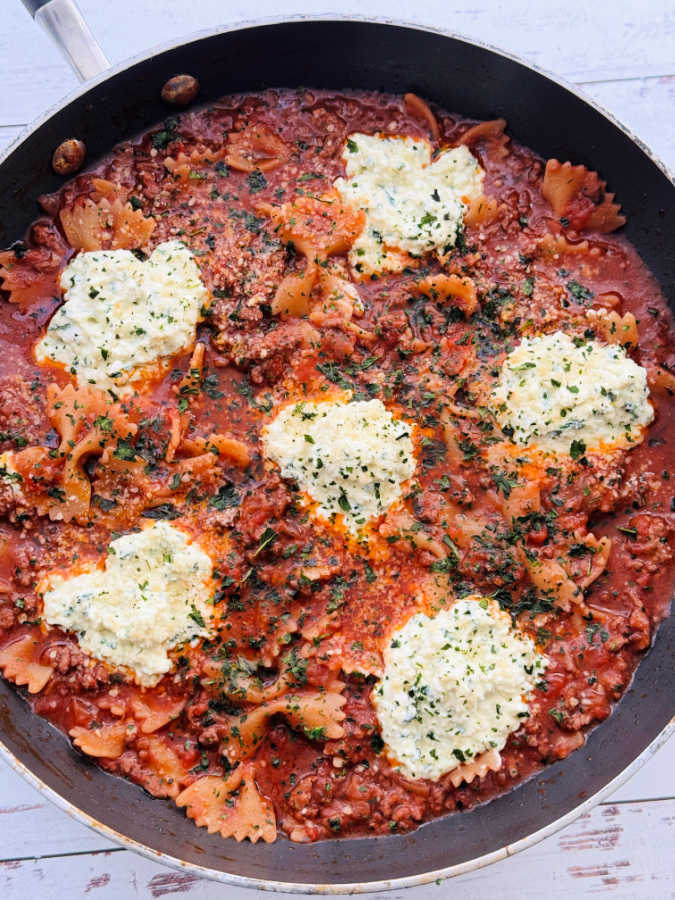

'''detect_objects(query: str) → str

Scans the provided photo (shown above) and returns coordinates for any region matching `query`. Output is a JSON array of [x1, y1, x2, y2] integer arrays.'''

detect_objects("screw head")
[[52, 139, 86, 176], [161, 74, 200, 107]]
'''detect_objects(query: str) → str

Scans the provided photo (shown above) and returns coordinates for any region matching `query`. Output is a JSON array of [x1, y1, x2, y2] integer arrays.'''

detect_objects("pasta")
[[542, 159, 626, 232], [519, 550, 582, 612], [226, 125, 291, 172], [447, 748, 502, 788], [536, 232, 590, 258], [417, 273, 478, 315], [573, 533, 612, 591], [144, 737, 191, 797], [46, 383, 138, 521], [0, 227, 66, 310], [176, 764, 277, 843], [270, 265, 318, 317], [59, 179, 155, 251], [70, 721, 128, 758], [587, 308, 639, 348], [378, 508, 447, 559], [258, 191, 364, 316], [0, 633, 53, 693], [463, 194, 501, 227], [404, 92, 440, 141], [648, 365, 675, 396], [129, 692, 187, 734], [0, 87, 672, 847], [456, 118, 510, 158], [164, 146, 226, 182], [221, 690, 346, 764]]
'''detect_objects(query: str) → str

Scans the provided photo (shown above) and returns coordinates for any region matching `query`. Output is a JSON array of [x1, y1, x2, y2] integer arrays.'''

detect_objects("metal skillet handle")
[[20, 0, 110, 81]]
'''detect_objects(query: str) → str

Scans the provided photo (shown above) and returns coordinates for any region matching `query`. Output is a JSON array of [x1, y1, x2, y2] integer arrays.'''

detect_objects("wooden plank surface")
[[1, 780, 674, 900], [0, 736, 672, 864], [0, 0, 673, 897], [1, 1, 674, 126]]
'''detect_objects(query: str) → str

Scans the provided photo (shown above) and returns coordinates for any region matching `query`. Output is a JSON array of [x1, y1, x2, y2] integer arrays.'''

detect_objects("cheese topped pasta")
[[0, 88, 671, 849]]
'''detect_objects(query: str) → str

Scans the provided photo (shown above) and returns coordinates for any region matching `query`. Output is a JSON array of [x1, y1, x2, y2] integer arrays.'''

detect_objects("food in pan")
[[0, 88, 672, 844]]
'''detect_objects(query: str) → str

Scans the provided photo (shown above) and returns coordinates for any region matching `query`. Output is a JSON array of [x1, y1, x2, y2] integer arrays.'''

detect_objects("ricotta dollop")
[[491, 332, 654, 454], [41, 521, 214, 685], [373, 597, 546, 781], [262, 398, 415, 532], [36, 240, 208, 391], [334, 133, 484, 276]]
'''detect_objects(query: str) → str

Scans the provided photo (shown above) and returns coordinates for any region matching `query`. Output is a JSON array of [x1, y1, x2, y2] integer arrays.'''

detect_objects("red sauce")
[[0, 89, 673, 843]]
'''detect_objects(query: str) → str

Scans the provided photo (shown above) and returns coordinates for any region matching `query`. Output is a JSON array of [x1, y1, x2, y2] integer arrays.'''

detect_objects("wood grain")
[[1, 798, 673, 899], [1, 0, 674, 129], [0, 0, 673, 896]]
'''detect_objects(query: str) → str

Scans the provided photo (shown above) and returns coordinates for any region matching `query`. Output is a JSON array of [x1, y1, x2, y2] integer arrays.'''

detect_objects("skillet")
[[1, 3, 674, 891]]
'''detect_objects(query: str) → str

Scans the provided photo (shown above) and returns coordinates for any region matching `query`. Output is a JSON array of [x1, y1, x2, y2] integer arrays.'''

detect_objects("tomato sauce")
[[0, 89, 673, 843]]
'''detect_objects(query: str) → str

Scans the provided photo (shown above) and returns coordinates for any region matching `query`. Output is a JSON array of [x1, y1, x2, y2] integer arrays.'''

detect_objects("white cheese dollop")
[[262, 398, 415, 533], [491, 332, 654, 454], [373, 597, 546, 781], [334, 134, 484, 276], [41, 521, 214, 685], [35, 240, 208, 391]]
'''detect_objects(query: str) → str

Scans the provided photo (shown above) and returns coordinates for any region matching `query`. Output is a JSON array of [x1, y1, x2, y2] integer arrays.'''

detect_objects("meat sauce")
[[0, 89, 673, 843]]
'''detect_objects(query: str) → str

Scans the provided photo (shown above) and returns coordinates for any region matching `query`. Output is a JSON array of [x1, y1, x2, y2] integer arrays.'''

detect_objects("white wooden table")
[[0, 1, 673, 896]]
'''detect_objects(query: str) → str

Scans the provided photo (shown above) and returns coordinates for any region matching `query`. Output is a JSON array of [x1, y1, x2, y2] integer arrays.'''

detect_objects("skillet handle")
[[20, 0, 110, 81]]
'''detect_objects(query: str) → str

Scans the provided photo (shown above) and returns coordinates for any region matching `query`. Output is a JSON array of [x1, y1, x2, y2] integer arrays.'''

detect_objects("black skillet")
[[1, 2, 673, 891]]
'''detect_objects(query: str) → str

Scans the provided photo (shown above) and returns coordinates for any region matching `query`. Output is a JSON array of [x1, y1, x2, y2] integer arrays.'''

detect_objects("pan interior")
[[0, 19, 673, 889]]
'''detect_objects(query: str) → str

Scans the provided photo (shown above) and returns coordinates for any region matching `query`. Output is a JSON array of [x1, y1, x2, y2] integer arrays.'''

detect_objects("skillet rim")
[[2, 13, 674, 184], [0, 13, 673, 893], [1, 718, 672, 893]]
